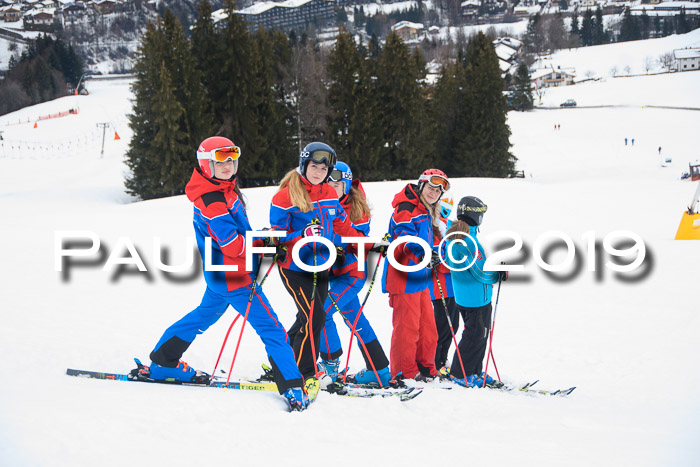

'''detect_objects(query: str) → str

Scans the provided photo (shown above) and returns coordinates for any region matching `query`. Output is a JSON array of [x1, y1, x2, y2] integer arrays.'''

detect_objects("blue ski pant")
[[150, 285, 303, 393], [320, 274, 389, 371]]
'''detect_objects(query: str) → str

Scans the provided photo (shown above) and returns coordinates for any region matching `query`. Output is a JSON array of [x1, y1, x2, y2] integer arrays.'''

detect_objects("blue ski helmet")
[[298, 142, 336, 180], [329, 160, 352, 195]]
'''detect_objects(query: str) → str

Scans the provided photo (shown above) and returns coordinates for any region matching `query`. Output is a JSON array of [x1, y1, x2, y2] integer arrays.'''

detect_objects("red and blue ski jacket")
[[270, 176, 363, 274], [186, 168, 262, 293], [331, 179, 371, 279], [381, 183, 436, 295]]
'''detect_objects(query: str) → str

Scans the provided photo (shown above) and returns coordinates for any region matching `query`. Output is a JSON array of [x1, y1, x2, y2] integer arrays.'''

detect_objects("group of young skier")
[[144, 136, 507, 411]]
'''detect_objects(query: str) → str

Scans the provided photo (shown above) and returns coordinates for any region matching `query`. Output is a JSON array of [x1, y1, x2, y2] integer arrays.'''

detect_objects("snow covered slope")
[[1, 33, 700, 467]]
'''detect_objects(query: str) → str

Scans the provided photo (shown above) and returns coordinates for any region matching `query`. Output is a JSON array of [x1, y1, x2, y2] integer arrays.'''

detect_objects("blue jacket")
[[270, 175, 362, 273], [444, 225, 499, 307]]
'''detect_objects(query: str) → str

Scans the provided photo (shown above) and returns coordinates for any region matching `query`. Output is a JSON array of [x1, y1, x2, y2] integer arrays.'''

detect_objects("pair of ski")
[[407, 378, 576, 397], [65, 359, 422, 402]]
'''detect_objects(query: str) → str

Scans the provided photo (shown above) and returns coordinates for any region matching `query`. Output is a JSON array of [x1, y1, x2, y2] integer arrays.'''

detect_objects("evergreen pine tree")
[[374, 32, 429, 179], [511, 62, 533, 111], [594, 7, 606, 45], [191, 0, 221, 116], [581, 9, 594, 46], [454, 33, 514, 177], [125, 11, 212, 199], [619, 7, 641, 42]]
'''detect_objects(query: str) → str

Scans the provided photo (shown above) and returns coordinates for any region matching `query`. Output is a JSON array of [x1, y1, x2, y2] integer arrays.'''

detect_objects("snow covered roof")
[[461, 0, 479, 7], [531, 67, 576, 80], [674, 48, 700, 59], [234, 0, 321, 15], [391, 20, 423, 31], [495, 43, 517, 62]]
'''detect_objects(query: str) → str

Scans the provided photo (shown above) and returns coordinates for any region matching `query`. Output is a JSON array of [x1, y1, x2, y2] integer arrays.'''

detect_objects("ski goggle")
[[305, 149, 336, 167], [198, 146, 241, 163], [419, 174, 450, 192], [329, 169, 351, 182]]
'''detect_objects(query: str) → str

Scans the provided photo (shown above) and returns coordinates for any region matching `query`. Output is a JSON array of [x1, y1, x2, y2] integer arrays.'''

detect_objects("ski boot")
[[148, 360, 210, 384], [350, 367, 391, 388], [283, 387, 309, 412], [318, 358, 340, 382], [449, 373, 484, 388]]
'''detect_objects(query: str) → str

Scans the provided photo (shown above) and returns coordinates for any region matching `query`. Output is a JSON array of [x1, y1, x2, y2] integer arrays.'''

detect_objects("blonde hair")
[[420, 187, 442, 239], [446, 219, 471, 240], [345, 186, 372, 223], [278, 169, 313, 213]]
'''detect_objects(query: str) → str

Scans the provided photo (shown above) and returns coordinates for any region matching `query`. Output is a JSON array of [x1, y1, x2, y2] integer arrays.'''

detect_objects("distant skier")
[[625, 138, 628, 146], [442, 196, 508, 387], [146, 136, 309, 411]]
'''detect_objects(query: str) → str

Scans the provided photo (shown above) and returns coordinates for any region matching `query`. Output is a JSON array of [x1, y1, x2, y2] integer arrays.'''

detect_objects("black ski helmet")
[[298, 142, 336, 180], [457, 196, 487, 226]]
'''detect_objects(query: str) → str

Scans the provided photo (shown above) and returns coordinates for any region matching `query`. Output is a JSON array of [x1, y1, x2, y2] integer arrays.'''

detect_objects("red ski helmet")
[[196, 136, 240, 179], [418, 168, 450, 193]]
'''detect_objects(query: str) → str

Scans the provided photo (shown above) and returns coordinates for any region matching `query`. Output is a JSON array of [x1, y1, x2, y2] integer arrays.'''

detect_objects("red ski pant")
[[389, 289, 438, 379]]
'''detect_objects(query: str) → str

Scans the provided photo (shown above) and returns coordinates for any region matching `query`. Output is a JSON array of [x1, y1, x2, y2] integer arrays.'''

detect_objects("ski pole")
[[329, 291, 382, 386], [223, 254, 268, 385], [212, 256, 262, 379], [482, 275, 502, 387], [433, 267, 469, 387], [308, 248, 320, 377], [342, 250, 384, 384]]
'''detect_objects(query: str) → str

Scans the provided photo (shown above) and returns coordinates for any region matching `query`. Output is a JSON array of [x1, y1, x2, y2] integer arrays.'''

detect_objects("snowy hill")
[[1, 33, 700, 467]]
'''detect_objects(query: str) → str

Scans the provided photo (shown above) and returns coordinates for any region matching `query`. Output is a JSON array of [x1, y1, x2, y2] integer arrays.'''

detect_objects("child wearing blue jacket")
[[147, 136, 309, 411], [443, 196, 506, 388]]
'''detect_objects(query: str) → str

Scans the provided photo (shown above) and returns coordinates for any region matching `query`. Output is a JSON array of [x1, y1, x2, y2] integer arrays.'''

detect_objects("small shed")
[[691, 161, 700, 182]]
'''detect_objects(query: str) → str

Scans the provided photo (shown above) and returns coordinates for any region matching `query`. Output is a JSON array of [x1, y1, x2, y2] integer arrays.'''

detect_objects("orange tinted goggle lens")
[[212, 146, 240, 162], [429, 176, 449, 191]]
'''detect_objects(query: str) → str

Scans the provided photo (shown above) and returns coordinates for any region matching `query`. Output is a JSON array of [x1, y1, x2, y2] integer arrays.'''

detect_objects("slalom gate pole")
[[434, 268, 469, 387], [342, 251, 384, 384], [223, 255, 264, 385], [482, 276, 502, 387]]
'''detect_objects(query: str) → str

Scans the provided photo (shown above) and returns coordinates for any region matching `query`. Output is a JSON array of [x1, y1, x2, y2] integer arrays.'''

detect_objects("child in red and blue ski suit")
[[320, 168, 390, 386], [148, 136, 305, 405], [270, 143, 365, 382], [382, 170, 449, 380]]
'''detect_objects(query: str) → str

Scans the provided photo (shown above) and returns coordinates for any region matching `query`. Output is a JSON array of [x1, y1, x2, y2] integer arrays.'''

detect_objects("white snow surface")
[[2, 33, 700, 467]]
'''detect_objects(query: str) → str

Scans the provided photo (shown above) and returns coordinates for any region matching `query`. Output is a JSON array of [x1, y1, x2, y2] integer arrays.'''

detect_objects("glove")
[[499, 262, 508, 281], [303, 220, 323, 237], [334, 246, 345, 267], [275, 245, 288, 263], [370, 233, 391, 257], [426, 251, 441, 269], [260, 227, 276, 247]]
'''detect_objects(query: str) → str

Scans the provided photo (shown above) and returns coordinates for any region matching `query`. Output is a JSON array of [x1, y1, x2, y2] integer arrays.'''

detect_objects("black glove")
[[334, 246, 346, 267], [426, 251, 441, 269], [260, 227, 275, 247], [275, 245, 287, 263], [499, 261, 508, 281]]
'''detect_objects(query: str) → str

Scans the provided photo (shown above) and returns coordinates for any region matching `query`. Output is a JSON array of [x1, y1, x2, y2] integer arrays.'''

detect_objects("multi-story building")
[[219, 0, 336, 33]]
